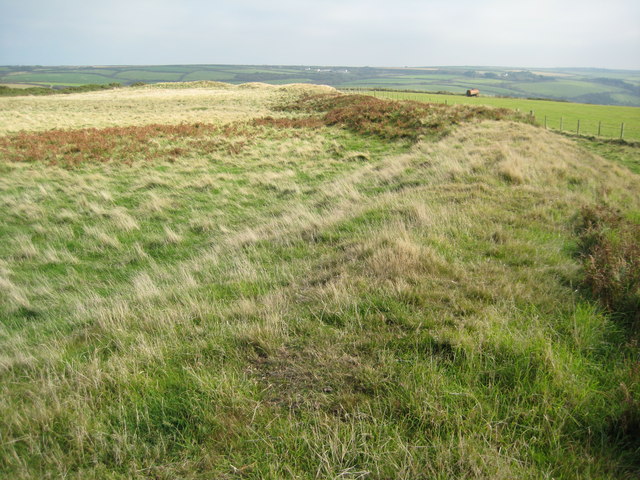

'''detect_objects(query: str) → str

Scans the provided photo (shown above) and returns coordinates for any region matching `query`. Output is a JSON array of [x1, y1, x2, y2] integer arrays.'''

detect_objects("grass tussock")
[[577, 205, 640, 325]]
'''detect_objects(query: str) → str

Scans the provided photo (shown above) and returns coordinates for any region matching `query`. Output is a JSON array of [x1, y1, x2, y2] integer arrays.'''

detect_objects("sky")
[[1, 0, 639, 69]]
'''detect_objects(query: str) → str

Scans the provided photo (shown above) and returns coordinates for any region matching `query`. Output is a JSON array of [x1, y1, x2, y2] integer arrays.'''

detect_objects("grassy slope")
[[1, 84, 639, 479]]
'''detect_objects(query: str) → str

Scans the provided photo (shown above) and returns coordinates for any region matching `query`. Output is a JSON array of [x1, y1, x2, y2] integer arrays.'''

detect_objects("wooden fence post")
[[560, 117, 563, 131], [598, 121, 601, 137], [620, 123, 625, 139], [577, 120, 580, 135]]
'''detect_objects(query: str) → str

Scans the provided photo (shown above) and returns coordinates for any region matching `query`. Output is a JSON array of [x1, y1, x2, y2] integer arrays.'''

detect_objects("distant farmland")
[[1, 64, 639, 106]]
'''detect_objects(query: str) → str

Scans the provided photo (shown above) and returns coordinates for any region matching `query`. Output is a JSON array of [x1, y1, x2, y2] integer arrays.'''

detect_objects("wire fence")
[[526, 113, 626, 140]]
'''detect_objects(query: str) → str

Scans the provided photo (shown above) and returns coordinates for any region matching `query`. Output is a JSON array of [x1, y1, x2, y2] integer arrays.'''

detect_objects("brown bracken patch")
[[274, 93, 529, 141], [0, 123, 225, 166]]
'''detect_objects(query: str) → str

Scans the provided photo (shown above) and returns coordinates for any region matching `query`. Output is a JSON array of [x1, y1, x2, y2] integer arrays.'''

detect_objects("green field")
[[181, 71, 238, 82], [113, 70, 185, 82], [1, 83, 639, 478], [1, 64, 638, 106], [3, 72, 115, 85]]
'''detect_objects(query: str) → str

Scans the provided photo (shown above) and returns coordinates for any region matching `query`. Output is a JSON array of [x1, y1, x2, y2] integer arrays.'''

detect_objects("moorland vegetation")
[[0, 82, 639, 479]]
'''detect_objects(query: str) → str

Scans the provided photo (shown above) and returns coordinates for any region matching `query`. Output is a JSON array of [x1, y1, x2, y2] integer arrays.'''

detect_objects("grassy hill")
[[1, 64, 639, 106], [1, 83, 639, 479]]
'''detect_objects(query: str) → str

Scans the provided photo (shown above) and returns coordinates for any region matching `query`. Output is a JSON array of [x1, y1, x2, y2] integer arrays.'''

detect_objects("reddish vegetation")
[[0, 123, 247, 166], [278, 93, 526, 140], [251, 117, 326, 129]]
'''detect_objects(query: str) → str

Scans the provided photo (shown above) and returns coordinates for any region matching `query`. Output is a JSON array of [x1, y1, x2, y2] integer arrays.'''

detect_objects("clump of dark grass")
[[577, 205, 640, 327], [608, 373, 640, 464]]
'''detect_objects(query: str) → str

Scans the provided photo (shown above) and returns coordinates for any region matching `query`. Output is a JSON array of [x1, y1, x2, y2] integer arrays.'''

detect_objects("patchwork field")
[[1, 83, 639, 479], [1, 64, 639, 106]]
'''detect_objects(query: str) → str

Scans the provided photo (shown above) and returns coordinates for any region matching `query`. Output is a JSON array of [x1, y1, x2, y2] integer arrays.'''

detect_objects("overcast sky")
[[1, 0, 639, 69]]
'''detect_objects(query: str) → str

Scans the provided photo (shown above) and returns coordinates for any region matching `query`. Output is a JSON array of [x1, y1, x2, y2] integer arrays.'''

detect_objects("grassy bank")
[[1, 84, 639, 478], [355, 90, 640, 141]]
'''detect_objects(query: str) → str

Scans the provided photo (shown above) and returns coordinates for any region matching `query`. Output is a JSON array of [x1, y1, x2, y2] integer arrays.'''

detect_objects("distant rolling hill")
[[1, 64, 639, 106]]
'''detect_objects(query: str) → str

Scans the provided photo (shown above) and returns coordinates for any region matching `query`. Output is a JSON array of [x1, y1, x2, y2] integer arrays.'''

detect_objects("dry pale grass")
[[413, 121, 638, 202], [139, 192, 173, 215], [163, 226, 183, 244], [108, 207, 140, 232], [0, 274, 30, 311], [83, 225, 122, 250], [41, 247, 79, 265], [0, 82, 334, 135], [132, 272, 161, 300], [11, 234, 39, 260]]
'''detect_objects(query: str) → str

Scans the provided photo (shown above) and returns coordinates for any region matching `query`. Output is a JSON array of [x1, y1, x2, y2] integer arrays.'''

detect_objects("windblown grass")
[[1, 83, 639, 479]]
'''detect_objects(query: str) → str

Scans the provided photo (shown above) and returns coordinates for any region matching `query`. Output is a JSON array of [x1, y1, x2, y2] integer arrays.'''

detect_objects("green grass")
[[0, 83, 123, 98], [514, 79, 627, 97], [3, 72, 116, 84], [574, 137, 640, 174], [181, 71, 238, 82], [113, 70, 184, 82], [1, 85, 639, 478]]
